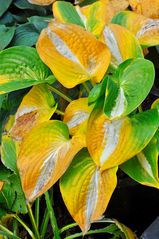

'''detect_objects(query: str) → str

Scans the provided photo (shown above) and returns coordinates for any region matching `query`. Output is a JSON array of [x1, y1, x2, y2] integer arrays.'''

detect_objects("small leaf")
[[0, 25, 15, 50], [18, 120, 85, 202], [0, 0, 13, 17], [36, 21, 111, 88], [103, 23, 143, 66], [11, 84, 56, 140], [87, 104, 159, 170], [64, 98, 93, 136], [112, 11, 159, 48], [0, 46, 52, 94], [11, 23, 39, 47], [121, 130, 159, 188], [0, 182, 4, 191], [53, 1, 85, 27], [27, 0, 54, 5], [1, 135, 18, 173], [60, 149, 117, 234], [104, 58, 154, 119]]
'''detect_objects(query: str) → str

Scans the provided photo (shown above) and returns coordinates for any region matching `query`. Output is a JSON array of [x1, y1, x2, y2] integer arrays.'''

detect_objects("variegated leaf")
[[87, 104, 159, 170], [103, 23, 143, 66], [0, 46, 54, 94], [36, 21, 111, 88], [18, 120, 85, 202], [129, 0, 159, 19], [60, 149, 117, 234], [63, 98, 93, 136], [27, 0, 55, 5], [104, 58, 154, 119], [112, 11, 159, 48], [10, 84, 56, 140]]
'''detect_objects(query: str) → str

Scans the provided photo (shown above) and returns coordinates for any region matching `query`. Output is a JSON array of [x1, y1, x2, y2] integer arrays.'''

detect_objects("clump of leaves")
[[1, 0, 159, 238]]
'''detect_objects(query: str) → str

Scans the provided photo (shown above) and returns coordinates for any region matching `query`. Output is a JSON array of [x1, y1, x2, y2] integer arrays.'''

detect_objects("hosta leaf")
[[109, 0, 129, 13], [11, 84, 56, 140], [0, 182, 4, 191], [87, 104, 159, 170], [28, 16, 51, 32], [112, 11, 159, 48], [14, 0, 48, 14], [1, 135, 17, 173], [104, 58, 154, 119], [152, 98, 159, 111], [0, 25, 15, 50], [0, 174, 27, 214], [63, 98, 93, 136], [0, 0, 13, 17], [114, 219, 136, 239], [129, 0, 159, 19], [121, 131, 159, 188], [0, 46, 53, 94], [18, 120, 85, 202], [27, 0, 54, 5], [103, 24, 143, 66], [11, 23, 39, 47], [53, 1, 84, 27], [60, 149, 117, 234], [36, 21, 111, 88]]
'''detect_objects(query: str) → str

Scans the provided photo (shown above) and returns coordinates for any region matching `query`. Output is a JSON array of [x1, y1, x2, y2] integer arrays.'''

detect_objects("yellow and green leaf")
[[60, 149, 117, 234], [27, 0, 55, 5], [112, 11, 159, 48], [114, 219, 136, 239], [11, 84, 56, 140], [87, 104, 159, 170], [18, 120, 85, 202], [36, 21, 111, 88], [0, 46, 54, 94], [53, 1, 85, 27], [104, 58, 154, 119], [121, 130, 159, 189], [103, 23, 143, 66]]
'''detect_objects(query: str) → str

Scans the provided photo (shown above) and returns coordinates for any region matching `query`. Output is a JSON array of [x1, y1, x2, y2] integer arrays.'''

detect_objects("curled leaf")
[[87, 104, 159, 170], [60, 149, 117, 234], [18, 120, 85, 202], [11, 84, 56, 140], [36, 21, 111, 88]]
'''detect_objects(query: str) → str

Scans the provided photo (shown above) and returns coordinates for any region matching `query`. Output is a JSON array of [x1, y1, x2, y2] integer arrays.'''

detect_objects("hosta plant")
[[0, 0, 159, 238]]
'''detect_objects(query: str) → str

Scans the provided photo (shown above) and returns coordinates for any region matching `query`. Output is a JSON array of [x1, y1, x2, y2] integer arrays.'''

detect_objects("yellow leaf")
[[36, 21, 111, 88], [0, 181, 4, 191], [18, 120, 84, 202], [109, 0, 129, 13], [129, 0, 159, 19], [11, 84, 56, 141], [27, 0, 55, 5], [60, 149, 117, 234]]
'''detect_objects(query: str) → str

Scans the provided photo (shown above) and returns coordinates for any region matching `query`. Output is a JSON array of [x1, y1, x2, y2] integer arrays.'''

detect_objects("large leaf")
[[53, 1, 85, 27], [103, 24, 143, 66], [0, 0, 13, 17], [10, 84, 56, 140], [36, 21, 111, 88], [63, 98, 93, 136], [129, 0, 159, 18], [60, 149, 117, 234], [87, 104, 159, 170], [18, 120, 85, 202], [0, 25, 15, 50], [104, 58, 154, 119], [112, 11, 159, 48], [0, 46, 54, 94], [121, 131, 159, 189]]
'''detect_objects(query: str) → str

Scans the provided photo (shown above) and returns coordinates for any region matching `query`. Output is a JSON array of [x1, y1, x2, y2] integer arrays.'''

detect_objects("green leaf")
[[14, 0, 48, 14], [0, 165, 12, 181], [88, 76, 108, 105], [0, 0, 13, 17], [28, 16, 51, 32], [0, 11, 15, 25], [0, 46, 52, 94], [121, 130, 159, 188], [0, 25, 15, 50], [104, 58, 155, 119], [0, 174, 27, 214], [1, 135, 17, 173], [53, 1, 85, 27], [11, 23, 39, 47]]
